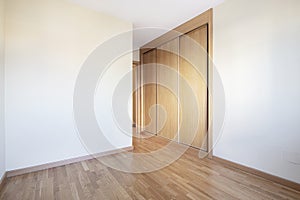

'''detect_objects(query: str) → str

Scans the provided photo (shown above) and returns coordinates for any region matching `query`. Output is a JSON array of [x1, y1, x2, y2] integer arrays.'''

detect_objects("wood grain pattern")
[[179, 25, 208, 150], [207, 9, 213, 158], [0, 172, 7, 193], [157, 38, 179, 141], [136, 61, 142, 133], [139, 9, 213, 156], [142, 49, 157, 134], [1, 133, 299, 200], [213, 156, 300, 192], [132, 61, 139, 125]]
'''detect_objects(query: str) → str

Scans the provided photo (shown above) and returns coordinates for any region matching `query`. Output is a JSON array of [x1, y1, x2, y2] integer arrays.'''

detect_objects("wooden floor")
[[1, 133, 300, 200]]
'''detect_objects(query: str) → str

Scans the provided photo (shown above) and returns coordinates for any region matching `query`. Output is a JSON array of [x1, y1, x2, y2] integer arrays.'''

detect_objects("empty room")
[[0, 0, 299, 199]]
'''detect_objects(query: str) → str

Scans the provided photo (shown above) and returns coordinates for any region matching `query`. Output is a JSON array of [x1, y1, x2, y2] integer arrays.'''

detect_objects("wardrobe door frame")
[[140, 9, 213, 158]]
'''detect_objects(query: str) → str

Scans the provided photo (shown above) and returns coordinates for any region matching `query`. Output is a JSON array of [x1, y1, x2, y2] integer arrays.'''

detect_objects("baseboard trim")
[[0, 172, 7, 192], [7, 146, 134, 178], [213, 156, 300, 191]]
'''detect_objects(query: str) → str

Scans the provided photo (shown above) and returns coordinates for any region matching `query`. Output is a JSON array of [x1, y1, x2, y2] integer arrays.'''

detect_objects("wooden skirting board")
[[2, 148, 299, 193], [6, 146, 134, 178], [213, 156, 300, 192], [0, 172, 7, 192]]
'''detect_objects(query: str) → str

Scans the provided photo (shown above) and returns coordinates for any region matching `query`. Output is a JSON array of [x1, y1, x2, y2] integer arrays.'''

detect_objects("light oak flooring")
[[0, 133, 300, 200]]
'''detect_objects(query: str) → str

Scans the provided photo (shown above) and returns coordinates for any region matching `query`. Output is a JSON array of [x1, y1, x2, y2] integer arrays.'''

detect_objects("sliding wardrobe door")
[[142, 49, 157, 134], [179, 25, 208, 150], [157, 38, 179, 141]]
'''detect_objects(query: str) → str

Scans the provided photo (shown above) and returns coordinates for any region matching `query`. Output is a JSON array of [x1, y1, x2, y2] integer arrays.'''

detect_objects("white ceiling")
[[71, 0, 224, 48]]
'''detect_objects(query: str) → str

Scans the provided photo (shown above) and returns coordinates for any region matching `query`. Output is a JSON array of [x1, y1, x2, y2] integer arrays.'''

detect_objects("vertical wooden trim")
[[140, 51, 144, 132], [207, 8, 213, 159], [136, 58, 142, 134], [139, 49, 147, 132], [132, 61, 139, 128], [155, 49, 158, 135], [177, 38, 180, 143]]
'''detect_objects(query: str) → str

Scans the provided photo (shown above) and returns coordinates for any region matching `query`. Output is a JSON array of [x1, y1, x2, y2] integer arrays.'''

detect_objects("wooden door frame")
[[139, 9, 213, 158], [132, 61, 139, 128]]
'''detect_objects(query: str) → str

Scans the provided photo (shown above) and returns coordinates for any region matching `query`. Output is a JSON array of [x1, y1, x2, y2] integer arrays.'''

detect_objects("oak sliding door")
[[138, 9, 212, 152], [142, 49, 157, 134], [179, 25, 208, 150], [140, 25, 208, 150], [157, 38, 179, 141]]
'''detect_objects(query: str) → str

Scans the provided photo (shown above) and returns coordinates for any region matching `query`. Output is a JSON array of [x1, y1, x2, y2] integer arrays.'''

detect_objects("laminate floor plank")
[[1, 133, 299, 200]]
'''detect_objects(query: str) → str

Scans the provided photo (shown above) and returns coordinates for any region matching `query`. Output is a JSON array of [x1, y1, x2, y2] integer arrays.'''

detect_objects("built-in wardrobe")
[[136, 9, 212, 154]]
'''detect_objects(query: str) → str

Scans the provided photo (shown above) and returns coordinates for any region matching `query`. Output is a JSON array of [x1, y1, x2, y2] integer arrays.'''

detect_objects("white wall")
[[0, 0, 5, 180], [5, 0, 132, 171], [213, 0, 300, 183], [133, 49, 140, 61]]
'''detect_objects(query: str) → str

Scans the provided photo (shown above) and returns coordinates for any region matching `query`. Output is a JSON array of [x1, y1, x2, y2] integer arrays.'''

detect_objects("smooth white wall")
[[0, 0, 5, 180], [213, 0, 300, 183], [5, 0, 132, 170], [133, 49, 140, 62]]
